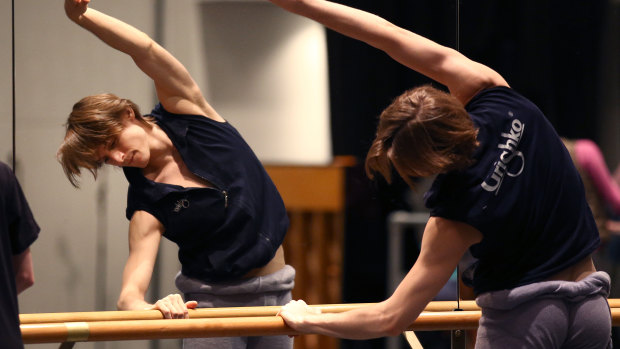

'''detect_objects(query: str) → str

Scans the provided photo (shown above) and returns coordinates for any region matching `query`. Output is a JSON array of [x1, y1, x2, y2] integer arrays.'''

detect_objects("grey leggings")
[[175, 265, 296, 349], [475, 271, 612, 349]]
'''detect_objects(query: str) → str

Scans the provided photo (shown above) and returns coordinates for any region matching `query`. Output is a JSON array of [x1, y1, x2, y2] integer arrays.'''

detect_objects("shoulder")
[[466, 86, 518, 109], [424, 173, 464, 219], [123, 170, 164, 223], [129, 210, 163, 232], [152, 104, 237, 146], [449, 57, 508, 105], [466, 87, 545, 130], [0, 162, 18, 196], [467, 87, 539, 112], [160, 98, 225, 123], [153, 103, 228, 127], [0, 162, 12, 179]]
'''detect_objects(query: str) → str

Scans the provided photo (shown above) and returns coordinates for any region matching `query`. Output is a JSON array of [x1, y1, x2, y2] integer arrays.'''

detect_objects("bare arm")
[[64, 0, 222, 121], [279, 217, 482, 338], [13, 248, 34, 294], [268, 0, 508, 104], [117, 211, 197, 318]]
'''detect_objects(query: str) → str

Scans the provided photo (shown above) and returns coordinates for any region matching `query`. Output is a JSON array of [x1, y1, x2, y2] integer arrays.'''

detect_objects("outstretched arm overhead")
[[268, 0, 508, 104], [64, 0, 222, 121]]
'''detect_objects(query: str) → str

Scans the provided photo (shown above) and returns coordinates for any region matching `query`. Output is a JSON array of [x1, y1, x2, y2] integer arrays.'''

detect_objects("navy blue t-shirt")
[[0, 162, 40, 348], [124, 104, 289, 282], [424, 87, 599, 295]]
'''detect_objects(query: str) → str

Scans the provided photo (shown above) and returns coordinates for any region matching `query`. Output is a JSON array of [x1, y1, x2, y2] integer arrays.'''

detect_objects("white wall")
[[0, 0, 12, 164], [165, 0, 332, 165]]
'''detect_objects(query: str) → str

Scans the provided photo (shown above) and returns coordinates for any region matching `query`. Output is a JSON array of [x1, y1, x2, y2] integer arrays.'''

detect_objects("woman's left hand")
[[149, 294, 198, 319]]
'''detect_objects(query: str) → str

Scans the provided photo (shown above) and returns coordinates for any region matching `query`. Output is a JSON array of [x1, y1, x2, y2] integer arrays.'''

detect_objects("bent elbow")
[[378, 310, 411, 337], [16, 273, 34, 294], [25, 275, 35, 289], [384, 321, 410, 337]]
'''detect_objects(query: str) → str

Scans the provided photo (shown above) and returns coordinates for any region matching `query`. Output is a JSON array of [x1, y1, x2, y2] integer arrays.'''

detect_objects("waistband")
[[175, 264, 295, 296], [476, 271, 610, 310]]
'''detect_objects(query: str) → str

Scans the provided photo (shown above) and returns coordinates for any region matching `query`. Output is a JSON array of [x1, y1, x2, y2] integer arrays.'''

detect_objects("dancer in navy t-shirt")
[[0, 162, 39, 349], [57, 1, 294, 348], [270, 1, 611, 347]]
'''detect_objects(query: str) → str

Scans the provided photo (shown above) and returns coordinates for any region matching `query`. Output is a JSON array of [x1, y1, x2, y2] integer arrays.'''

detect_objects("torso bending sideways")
[[266, 1, 610, 348], [58, 2, 295, 348]]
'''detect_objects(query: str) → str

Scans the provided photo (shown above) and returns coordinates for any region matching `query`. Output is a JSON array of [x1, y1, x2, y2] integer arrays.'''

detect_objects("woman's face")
[[96, 109, 150, 168]]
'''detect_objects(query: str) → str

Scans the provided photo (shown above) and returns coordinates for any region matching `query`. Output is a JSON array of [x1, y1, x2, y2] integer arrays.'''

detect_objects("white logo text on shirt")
[[481, 113, 525, 195]]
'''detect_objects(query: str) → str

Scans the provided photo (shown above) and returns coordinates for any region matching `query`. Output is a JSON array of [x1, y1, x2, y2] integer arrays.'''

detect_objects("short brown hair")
[[57, 94, 152, 187], [365, 85, 479, 188]]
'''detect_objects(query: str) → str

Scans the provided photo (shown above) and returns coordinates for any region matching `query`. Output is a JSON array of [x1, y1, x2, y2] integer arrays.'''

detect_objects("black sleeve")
[[0, 163, 40, 254]]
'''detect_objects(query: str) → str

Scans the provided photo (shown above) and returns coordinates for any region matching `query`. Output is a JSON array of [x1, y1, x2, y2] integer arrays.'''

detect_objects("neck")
[[143, 123, 175, 174]]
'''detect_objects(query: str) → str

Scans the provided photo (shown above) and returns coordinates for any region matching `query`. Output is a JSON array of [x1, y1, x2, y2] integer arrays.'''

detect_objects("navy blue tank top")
[[424, 87, 599, 294], [124, 104, 289, 282]]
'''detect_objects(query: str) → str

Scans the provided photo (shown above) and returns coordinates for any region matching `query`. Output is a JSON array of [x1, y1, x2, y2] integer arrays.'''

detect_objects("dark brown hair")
[[365, 85, 479, 188], [57, 94, 153, 187]]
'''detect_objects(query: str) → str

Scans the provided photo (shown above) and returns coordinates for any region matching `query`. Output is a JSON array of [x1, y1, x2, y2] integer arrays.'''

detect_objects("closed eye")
[[95, 142, 113, 167], [100, 139, 117, 165]]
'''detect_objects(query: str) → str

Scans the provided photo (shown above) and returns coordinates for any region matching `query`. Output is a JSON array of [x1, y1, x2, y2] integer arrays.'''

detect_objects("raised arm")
[[278, 217, 482, 338], [64, 0, 222, 121], [268, 0, 508, 104], [117, 211, 197, 318]]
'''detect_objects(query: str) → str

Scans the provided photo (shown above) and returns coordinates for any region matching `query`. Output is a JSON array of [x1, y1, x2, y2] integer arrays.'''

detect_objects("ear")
[[125, 107, 135, 120]]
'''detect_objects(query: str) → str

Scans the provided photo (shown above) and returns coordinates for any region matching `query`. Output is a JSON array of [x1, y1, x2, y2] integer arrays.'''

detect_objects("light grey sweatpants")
[[475, 271, 612, 349], [175, 265, 296, 349]]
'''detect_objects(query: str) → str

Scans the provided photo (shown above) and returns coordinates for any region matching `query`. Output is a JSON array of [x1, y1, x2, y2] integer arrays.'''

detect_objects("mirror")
[[9, 1, 333, 348]]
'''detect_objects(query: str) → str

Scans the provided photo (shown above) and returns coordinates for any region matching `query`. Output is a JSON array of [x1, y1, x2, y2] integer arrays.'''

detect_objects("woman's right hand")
[[277, 299, 321, 332], [148, 294, 198, 319], [64, 0, 90, 22]]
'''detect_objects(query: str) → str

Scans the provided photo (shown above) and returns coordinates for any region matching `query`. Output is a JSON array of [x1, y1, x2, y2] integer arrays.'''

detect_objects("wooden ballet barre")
[[21, 299, 620, 324], [21, 311, 483, 344], [19, 303, 366, 324], [20, 301, 478, 324], [21, 316, 295, 344], [21, 307, 620, 344]]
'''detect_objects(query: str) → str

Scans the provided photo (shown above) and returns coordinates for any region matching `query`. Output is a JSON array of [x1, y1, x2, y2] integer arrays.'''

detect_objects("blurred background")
[[1, 0, 618, 348]]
